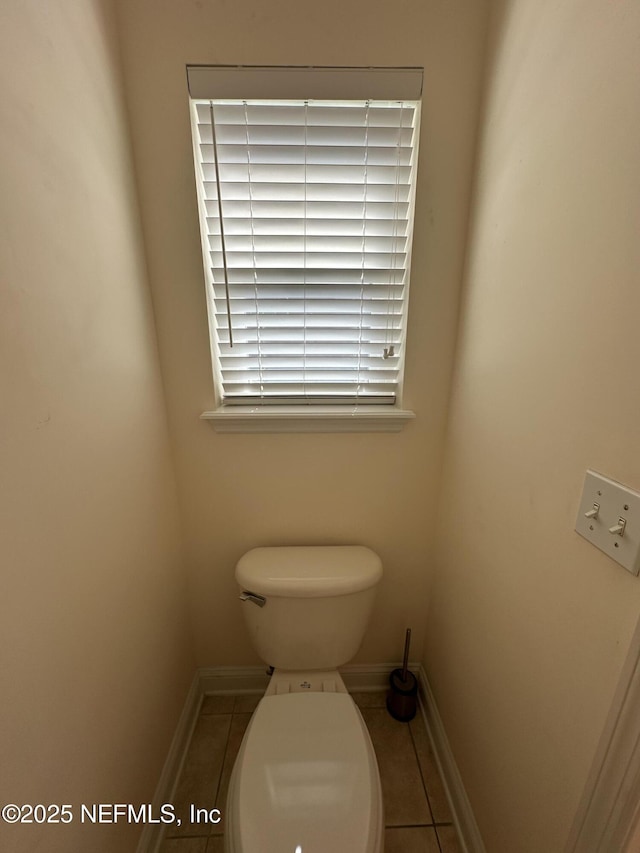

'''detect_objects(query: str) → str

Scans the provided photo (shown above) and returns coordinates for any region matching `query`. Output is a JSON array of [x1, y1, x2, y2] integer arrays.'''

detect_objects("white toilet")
[[225, 545, 384, 853]]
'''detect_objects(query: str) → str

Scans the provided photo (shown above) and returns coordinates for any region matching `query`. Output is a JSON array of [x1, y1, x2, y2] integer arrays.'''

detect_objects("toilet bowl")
[[225, 546, 384, 853]]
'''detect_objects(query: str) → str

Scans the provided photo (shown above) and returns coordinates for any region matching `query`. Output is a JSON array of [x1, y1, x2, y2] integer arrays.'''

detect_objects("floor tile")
[[167, 714, 231, 837], [201, 695, 235, 715], [206, 837, 225, 853], [188, 713, 233, 767], [210, 713, 252, 836], [409, 712, 454, 824], [351, 689, 388, 708], [170, 766, 221, 837], [361, 708, 432, 827], [233, 693, 261, 713], [159, 837, 208, 853], [436, 824, 463, 852], [384, 826, 440, 853]]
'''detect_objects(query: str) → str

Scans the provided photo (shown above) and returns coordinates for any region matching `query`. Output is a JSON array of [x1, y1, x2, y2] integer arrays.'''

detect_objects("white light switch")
[[575, 471, 640, 575]]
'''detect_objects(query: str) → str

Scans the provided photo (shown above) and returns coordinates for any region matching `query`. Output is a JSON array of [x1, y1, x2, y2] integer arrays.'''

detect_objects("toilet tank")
[[235, 546, 383, 670]]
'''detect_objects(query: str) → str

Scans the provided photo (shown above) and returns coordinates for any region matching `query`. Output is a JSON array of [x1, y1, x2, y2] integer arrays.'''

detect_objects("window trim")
[[188, 66, 422, 433], [201, 404, 416, 434]]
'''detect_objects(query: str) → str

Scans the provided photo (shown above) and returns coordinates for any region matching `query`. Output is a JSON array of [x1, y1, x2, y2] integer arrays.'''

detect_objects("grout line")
[[407, 721, 446, 853], [212, 710, 233, 809], [408, 718, 438, 821], [210, 703, 253, 837]]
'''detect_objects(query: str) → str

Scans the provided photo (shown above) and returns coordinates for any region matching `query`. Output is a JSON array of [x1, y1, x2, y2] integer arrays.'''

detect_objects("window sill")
[[200, 405, 416, 434]]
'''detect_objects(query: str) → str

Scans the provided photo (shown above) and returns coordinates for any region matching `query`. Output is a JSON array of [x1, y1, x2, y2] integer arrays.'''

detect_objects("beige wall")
[[0, 2, 194, 851], [5, 1, 637, 850], [424, 0, 640, 850], [115, 0, 490, 666]]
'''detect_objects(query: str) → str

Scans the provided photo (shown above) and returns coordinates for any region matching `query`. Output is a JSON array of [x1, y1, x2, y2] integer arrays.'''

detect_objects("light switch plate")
[[575, 470, 640, 575]]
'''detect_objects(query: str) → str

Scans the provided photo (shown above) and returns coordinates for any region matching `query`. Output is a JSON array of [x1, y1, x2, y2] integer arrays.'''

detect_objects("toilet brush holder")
[[386, 628, 418, 722]]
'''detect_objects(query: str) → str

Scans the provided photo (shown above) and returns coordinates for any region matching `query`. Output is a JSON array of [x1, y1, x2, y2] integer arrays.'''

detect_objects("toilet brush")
[[386, 628, 418, 721]]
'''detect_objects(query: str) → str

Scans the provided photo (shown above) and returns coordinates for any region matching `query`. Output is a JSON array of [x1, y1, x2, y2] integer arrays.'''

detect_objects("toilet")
[[225, 545, 384, 853]]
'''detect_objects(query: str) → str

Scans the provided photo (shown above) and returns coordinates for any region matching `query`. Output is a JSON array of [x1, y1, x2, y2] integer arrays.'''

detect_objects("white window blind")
[[189, 69, 421, 406]]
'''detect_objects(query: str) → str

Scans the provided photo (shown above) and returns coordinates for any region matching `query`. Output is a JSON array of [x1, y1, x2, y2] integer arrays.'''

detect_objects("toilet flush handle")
[[239, 590, 267, 608]]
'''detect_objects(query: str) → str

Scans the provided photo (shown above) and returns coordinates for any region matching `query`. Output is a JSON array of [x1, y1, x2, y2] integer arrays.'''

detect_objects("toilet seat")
[[225, 691, 383, 853]]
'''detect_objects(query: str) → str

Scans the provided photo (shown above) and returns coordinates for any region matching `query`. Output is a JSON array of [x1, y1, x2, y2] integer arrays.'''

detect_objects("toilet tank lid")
[[235, 545, 383, 598]]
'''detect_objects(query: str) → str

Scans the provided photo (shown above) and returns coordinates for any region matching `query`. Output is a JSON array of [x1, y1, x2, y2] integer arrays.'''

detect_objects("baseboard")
[[138, 663, 483, 853], [340, 661, 419, 691], [197, 661, 422, 694], [135, 671, 202, 853], [417, 666, 486, 853], [198, 665, 271, 694]]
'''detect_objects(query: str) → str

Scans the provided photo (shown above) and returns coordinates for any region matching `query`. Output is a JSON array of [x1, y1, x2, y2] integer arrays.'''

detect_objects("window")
[[188, 67, 422, 432]]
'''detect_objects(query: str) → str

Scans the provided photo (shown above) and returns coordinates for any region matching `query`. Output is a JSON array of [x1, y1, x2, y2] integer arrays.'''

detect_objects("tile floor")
[[159, 690, 462, 853]]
